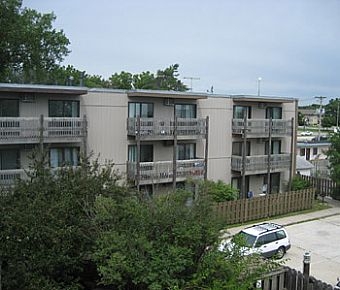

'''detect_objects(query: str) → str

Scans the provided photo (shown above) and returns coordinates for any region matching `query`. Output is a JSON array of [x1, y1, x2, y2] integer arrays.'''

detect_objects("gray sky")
[[24, 0, 340, 105]]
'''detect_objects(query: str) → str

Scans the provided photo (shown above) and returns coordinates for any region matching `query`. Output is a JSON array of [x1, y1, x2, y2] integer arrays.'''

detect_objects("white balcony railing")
[[231, 154, 291, 173], [127, 118, 206, 139], [232, 119, 292, 136], [0, 169, 26, 186], [0, 117, 86, 143], [127, 159, 205, 185]]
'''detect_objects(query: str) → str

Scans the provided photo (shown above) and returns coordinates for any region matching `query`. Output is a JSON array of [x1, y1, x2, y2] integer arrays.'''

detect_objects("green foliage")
[[327, 132, 340, 184], [189, 234, 280, 290], [0, 0, 70, 83], [322, 98, 340, 128], [92, 190, 222, 289], [108, 64, 188, 91], [198, 179, 239, 202], [0, 150, 128, 290], [291, 176, 310, 190]]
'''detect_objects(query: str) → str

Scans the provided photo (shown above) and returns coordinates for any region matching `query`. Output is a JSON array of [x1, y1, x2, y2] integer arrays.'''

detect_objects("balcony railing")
[[0, 117, 86, 144], [127, 118, 206, 139], [0, 169, 26, 186], [231, 153, 291, 174], [127, 159, 205, 185], [232, 119, 292, 137]]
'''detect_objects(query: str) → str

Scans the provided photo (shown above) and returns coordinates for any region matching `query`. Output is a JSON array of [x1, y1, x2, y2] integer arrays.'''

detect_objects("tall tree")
[[322, 98, 340, 128], [0, 0, 70, 83]]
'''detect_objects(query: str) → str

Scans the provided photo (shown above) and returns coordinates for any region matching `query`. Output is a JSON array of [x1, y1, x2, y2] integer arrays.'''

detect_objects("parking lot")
[[283, 215, 340, 286]]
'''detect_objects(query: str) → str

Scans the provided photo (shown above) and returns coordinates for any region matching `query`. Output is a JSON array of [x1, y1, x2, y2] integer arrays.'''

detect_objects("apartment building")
[[0, 83, 297, 197]]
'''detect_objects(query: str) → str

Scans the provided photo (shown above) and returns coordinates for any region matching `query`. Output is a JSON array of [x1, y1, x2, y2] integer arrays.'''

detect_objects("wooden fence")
[[214, 189, 315, 225], [258, 267, 334, 290], [299, 175, 337, 197]]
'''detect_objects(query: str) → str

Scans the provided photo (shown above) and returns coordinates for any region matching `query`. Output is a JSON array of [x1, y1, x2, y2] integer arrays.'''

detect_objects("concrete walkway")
[[225, 196, 340, 236]]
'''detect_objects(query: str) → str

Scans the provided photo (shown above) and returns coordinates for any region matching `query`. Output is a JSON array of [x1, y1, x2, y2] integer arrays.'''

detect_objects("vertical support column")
[[241, 110, 248, 199], [82, 114, 88, 157], [289, 108, 297, 191], [172, 116, 178, 190], [204, 116, 209, 180], [136, 116, 141, 192], [39, 114, 44, 154], [267, 117, 272, 195]]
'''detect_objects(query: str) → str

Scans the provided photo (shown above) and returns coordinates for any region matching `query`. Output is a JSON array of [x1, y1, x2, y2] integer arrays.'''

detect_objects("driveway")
[[283, 215, 340, 286]]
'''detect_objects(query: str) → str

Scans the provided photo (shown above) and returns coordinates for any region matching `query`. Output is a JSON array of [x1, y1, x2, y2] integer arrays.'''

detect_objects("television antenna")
[[183, 76, 200, 91]]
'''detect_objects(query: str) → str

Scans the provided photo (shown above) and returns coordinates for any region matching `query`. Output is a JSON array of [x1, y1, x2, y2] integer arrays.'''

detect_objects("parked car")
[[335, 278, 340, 290], [220, 222, 291, 259], [300, 131, 313, 136], [311, 135, 329, 142]]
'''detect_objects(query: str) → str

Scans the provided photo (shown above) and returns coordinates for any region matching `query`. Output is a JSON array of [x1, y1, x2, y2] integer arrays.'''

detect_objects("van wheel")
[[275, 247, 285, 259]]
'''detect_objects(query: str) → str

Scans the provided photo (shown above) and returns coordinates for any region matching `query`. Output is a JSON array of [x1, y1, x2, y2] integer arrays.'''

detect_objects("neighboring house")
[[296, 155, 314, 176], [0, 83, 297, 197], [296, 141, 330, 178], [298, 108, 319, 126]]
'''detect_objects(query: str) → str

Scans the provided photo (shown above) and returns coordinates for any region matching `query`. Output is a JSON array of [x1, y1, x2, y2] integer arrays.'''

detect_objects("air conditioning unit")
[[20, 94, 36, 103], [163, 98, 175, 106]]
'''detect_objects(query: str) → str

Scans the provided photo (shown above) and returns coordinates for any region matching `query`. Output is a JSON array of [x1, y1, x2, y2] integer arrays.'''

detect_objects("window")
[[128, 145, 153, 162], [50, 147, 79, 168], [0, 150, 20, 169], [0, 99, 19, 117], [313, 147, 318, 155], [128, 102, 153, 118], [175, 104, 196, 118], [231, 176, 249, 194], [177, 143, 195, 160], [263, 173, 280, 194], [300, 148, 305, 156], [233, 105, 251, 119], [232, 141, 250, 156], [266, 107, 282, 119], [265, 140, 281, 154], [276, 230, 287, 240], [49, 100, 79, 117]]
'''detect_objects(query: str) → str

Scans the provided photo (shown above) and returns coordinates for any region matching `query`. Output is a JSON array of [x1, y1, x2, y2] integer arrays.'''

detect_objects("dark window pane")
[[0, 100, 19, 117], [0, 150, 19, 169]]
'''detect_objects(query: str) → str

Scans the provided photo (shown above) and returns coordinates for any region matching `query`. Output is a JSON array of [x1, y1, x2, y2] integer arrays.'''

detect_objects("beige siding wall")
[[82, 91, 128, 173], [198, 96, 232, 183]]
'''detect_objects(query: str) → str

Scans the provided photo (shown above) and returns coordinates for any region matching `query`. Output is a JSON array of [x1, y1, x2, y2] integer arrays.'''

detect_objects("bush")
[[198, 180, 239, 202], [291, 176, 310, 191]]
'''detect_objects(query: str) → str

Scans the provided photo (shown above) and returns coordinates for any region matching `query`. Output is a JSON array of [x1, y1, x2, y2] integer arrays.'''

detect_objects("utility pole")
[[315, 96, 326, 141], [183, 76, 200, 91]]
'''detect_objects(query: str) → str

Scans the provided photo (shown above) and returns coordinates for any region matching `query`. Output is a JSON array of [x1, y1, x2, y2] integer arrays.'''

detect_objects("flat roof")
[[127, 89, 208, 100], [0, 83, 88, 95], [231, 95, 296, 103]]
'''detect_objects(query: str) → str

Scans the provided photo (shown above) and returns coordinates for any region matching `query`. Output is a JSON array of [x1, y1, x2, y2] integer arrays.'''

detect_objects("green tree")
[[198, 179, 239, 202], [327, 132, 340, 200], [322, 98, 340, 128], [0, 0, 70, 83], [108, 64, 188, 91], [109, 71, 133, 89], [0, 151, 129, 290], [92, 190, 221, 289]]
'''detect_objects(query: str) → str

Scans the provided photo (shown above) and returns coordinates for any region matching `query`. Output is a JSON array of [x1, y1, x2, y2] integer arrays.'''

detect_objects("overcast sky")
[[24, 0, 340, 105]]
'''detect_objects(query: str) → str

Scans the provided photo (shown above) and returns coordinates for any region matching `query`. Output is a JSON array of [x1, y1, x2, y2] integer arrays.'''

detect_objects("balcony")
[[127, 118, 206, 140], [127, 159, 205, 185], [231, 153, 291, 174], [232, 119, 292, 137], [0, 169, 26, 187], [0, 117, 86, 144]]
